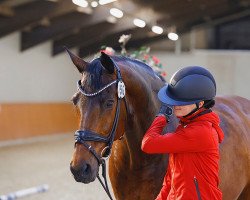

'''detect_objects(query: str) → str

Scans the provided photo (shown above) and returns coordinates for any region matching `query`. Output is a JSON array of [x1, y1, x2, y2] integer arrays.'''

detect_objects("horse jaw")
[[64, 47, 88, 73]]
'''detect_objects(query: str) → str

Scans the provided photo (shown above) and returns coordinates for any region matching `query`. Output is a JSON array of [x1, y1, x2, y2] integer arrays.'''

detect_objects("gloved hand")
[[157, 104, 173, 122]]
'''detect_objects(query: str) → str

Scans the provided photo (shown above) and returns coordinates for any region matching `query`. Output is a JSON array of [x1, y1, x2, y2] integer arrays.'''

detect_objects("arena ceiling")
[[0, 0, 249, 57]]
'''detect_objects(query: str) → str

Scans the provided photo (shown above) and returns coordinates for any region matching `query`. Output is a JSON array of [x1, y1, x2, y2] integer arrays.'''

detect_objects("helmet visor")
[[158, 84, 202, 106]]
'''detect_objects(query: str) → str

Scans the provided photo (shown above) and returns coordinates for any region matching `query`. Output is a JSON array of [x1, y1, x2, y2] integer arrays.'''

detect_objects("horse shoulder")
[[215, 95, 250, 136], [214, 95, 250, 199]]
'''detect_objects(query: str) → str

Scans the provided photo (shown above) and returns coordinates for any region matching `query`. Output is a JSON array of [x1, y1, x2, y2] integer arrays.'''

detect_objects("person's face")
[[173, 101, 204, 117]]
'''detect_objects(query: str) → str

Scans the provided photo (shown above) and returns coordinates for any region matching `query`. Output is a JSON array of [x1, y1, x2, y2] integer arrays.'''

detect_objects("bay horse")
[[66, 49, 250, 200]]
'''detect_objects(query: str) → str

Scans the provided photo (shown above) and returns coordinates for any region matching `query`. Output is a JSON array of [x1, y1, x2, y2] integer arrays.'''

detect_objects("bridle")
[[74, 58, 125, 200]]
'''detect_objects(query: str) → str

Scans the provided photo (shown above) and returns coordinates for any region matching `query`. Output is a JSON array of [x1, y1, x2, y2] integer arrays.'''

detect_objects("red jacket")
[[141, 111, 224, 200]]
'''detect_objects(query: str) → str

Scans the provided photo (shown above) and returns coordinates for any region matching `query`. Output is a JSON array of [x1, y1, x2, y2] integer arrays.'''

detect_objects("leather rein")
[[74, 59, 125, 200]]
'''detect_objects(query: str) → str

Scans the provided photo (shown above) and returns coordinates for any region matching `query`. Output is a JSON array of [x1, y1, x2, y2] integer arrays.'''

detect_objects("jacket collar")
[[179, 109, 224, 143], [179, 108, 210, 125]]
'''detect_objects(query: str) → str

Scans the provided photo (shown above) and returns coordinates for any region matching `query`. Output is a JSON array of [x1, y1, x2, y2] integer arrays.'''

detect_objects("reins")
[[74, 57, 126, 200], [97, 161, 114, 200]]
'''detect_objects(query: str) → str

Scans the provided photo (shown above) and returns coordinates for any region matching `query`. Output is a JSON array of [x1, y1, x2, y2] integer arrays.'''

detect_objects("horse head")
[[66, 49, 127, 183]]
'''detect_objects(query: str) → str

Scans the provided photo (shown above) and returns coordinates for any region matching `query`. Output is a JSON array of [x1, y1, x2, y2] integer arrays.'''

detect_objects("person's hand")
[[157, 104, 173, 122]]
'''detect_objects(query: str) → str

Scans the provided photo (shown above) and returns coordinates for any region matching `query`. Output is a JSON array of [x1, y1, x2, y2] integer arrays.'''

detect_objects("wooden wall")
[[0, 103, 79, 141]]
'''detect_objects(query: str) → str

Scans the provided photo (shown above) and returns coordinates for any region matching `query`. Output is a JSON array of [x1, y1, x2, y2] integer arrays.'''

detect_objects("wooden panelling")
[[0, 103, 79, 141]]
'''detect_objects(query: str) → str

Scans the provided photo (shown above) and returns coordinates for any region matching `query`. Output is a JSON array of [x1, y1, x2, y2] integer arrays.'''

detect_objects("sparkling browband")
[[77, 80, 118, 97]]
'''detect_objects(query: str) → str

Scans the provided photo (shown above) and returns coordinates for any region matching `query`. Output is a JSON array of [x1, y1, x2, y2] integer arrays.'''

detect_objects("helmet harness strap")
[[183, 102, 200, 118], [183, 100, 214, 118]]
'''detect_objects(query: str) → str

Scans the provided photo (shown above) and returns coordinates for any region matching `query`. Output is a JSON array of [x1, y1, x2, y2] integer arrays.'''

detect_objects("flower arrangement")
[[128, 46, 167, 77], [95, 34, 167, 78]]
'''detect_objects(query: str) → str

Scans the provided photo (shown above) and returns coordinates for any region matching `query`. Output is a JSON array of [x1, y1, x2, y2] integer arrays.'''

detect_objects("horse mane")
[[87, 55, 165, 90], [112, 55, 166, 82]]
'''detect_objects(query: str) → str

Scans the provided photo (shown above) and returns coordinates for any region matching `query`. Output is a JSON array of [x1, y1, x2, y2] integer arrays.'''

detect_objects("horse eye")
[[105, 99, 114, 108], [71, 93, 80, 105]]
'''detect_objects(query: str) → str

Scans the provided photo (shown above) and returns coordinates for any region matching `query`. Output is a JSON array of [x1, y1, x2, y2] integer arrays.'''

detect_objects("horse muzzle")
[[70, 161, 97, 183]]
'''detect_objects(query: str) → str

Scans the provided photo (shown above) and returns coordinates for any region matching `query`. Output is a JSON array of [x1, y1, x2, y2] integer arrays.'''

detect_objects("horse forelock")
[[82, 58, 103, 91]]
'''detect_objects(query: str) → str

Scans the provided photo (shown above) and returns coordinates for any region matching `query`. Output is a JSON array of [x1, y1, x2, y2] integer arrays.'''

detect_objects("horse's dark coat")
[[67, 50, 250, 200]]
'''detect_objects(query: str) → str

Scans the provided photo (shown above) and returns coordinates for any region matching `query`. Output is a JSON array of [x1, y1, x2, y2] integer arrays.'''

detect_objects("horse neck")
[[121, 64, 165, 168]]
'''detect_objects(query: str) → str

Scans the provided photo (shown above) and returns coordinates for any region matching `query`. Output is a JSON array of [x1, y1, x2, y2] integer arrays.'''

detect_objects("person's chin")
[[174, 111, 183, 117]]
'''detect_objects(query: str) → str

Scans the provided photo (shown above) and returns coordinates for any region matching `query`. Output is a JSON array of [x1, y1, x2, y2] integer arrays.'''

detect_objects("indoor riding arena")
[[0, 1, 250, 200]]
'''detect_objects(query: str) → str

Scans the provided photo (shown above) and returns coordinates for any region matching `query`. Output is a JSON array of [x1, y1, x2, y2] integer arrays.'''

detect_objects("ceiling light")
[[152, 26, 163, 34], [168, 32, 179, 41], [106, 16, 117, 23], [110, 8, 123, 18], [99, 0, 117, 5], [133, 18, 146, 28], [91, 1, 98, 7], [76, 6, 93, 14], [72, 0, 88, 7]]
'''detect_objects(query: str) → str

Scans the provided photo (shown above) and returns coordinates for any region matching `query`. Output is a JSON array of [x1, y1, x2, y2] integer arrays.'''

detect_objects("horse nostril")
[[70, 162, 92, 182], [70, 162, 91, 175], [82, 163, 91, 175]]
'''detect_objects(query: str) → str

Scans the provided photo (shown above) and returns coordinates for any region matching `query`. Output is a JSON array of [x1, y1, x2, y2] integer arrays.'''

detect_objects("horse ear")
[[64, 47, 87, 73], [100, 52, 115, 74]]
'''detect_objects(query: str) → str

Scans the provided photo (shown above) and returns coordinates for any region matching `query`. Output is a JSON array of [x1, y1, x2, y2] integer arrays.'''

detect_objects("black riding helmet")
[[158, 66, 216, 106]]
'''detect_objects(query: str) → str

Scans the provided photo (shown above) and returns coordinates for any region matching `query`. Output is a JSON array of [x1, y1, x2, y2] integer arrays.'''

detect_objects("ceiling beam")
[[0, 5, 14, 17], [125, 33, 168, 49], [0, 1, 54, 37], [52, 17, 137, 56], [0, 0, 77, 38], [21, 6, 111, 51], [0, 0, 35, 7], [155, 1, 249, 33], [192, 8, 250, 30], [78, 26, 153, 58], [53, 21, 114, 56], [163, 2, 249, 33]]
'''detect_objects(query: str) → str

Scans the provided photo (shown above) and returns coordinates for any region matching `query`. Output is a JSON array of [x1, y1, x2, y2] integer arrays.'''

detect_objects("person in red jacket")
[[141, 66, 224, 200]]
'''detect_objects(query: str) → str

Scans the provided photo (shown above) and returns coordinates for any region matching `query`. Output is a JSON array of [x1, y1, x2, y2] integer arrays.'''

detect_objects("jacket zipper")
[[194, 176, 202, 200]]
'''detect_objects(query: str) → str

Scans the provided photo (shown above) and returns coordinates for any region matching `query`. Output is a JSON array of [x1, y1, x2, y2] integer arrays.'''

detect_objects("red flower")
[[100, 47, 115, 56], [161, 71, 167, 77], [100, 50, 111, 55], [144, 54, 149, 60], [152, 56, 160, 64]]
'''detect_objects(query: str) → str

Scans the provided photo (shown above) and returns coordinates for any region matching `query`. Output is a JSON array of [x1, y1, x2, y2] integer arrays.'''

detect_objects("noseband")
[[74, 58, 125, 200]]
